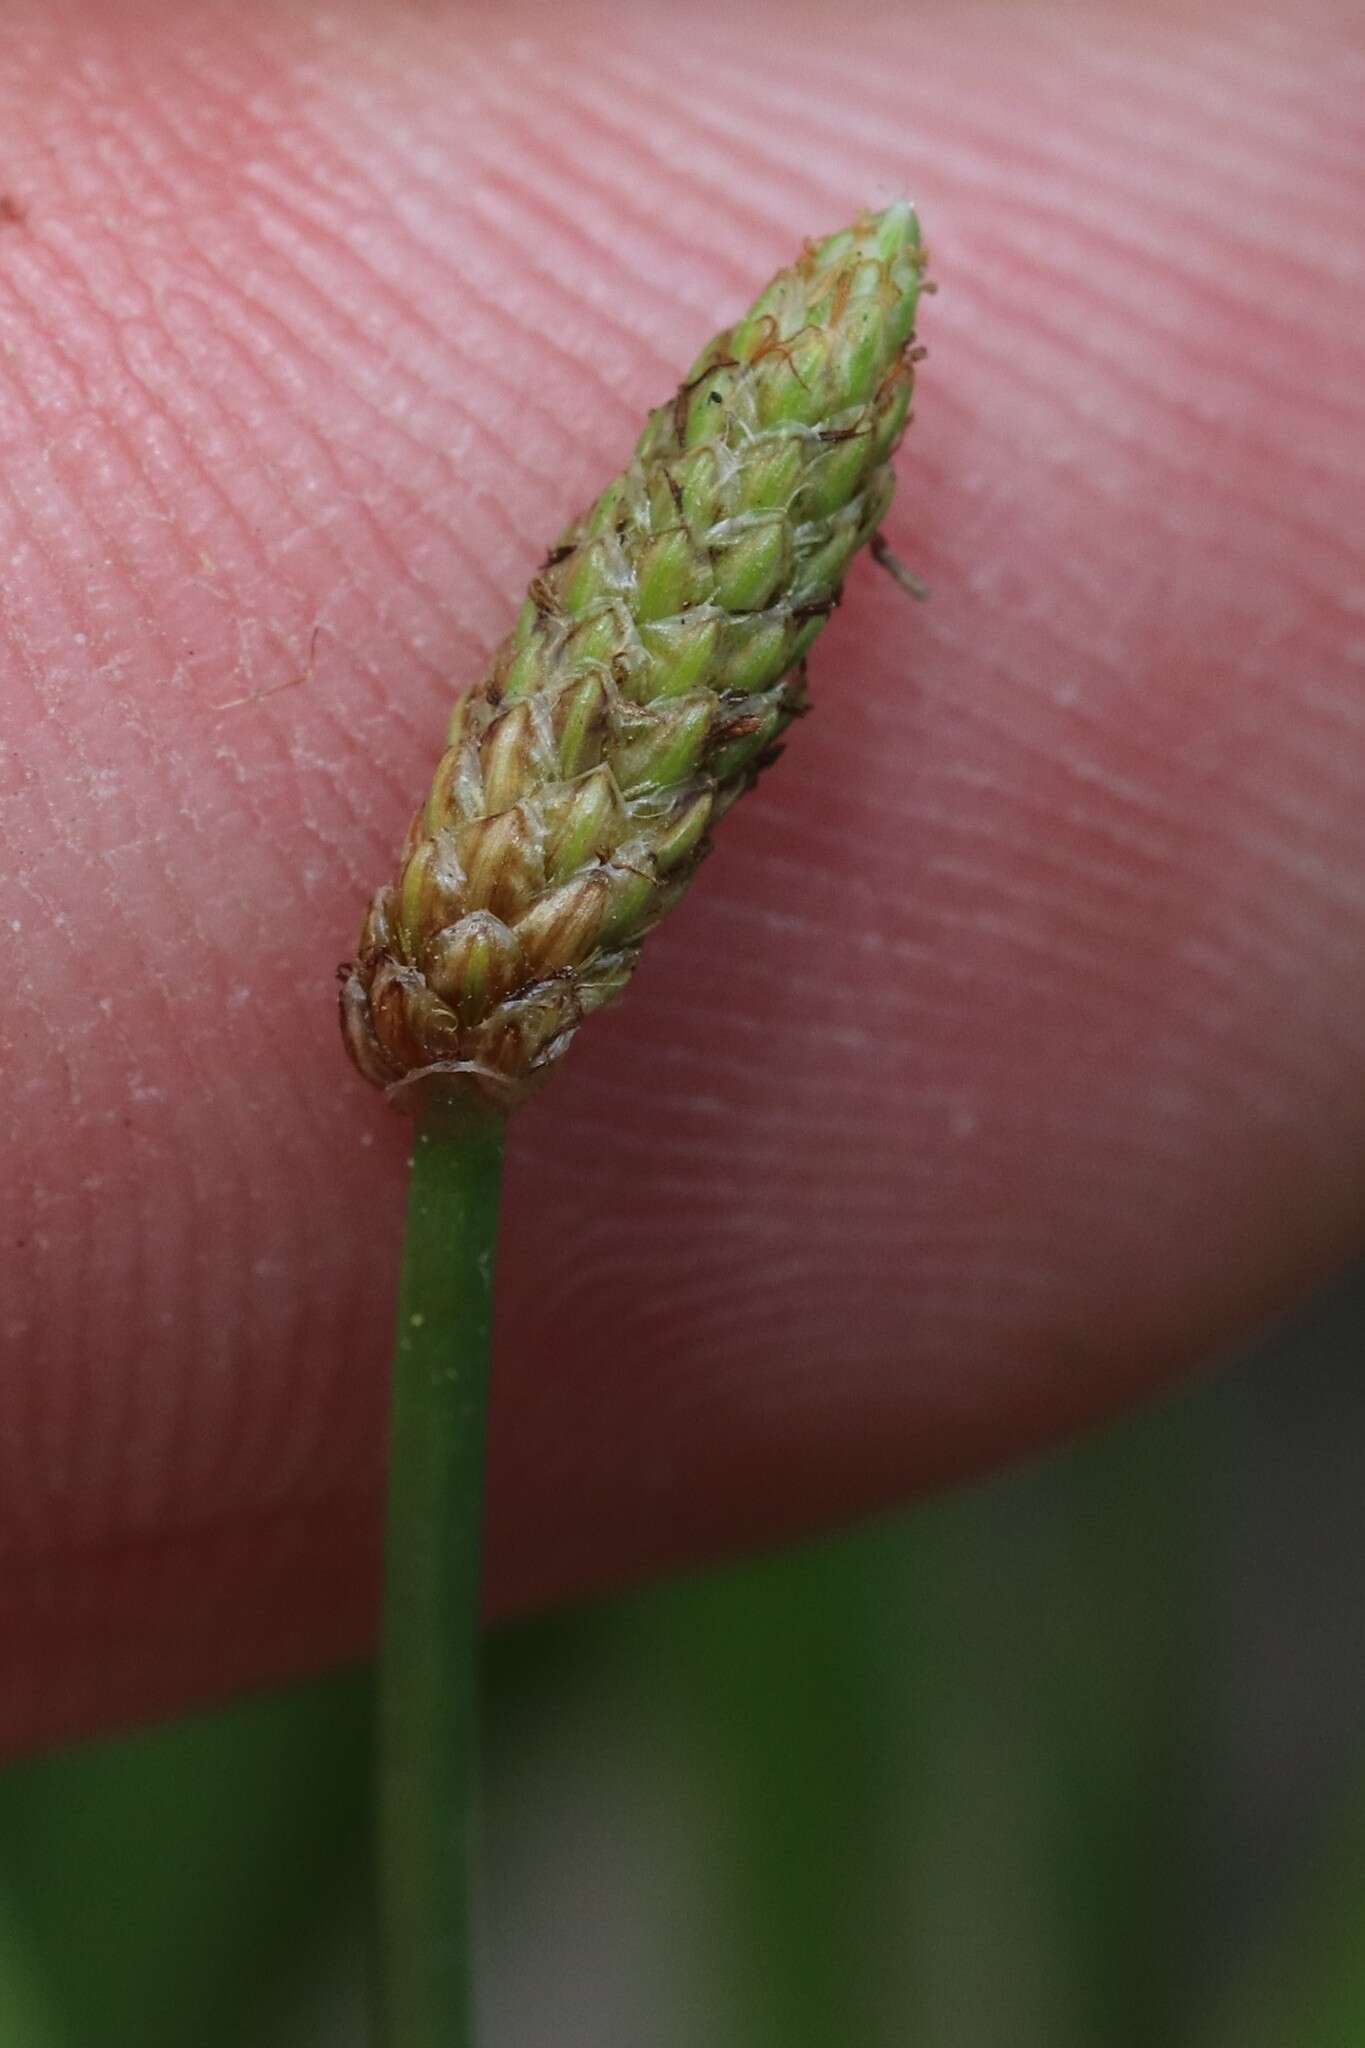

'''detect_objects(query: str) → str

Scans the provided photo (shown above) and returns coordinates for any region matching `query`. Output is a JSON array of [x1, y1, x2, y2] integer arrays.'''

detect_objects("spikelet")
[[340, 205, 927, 1112]]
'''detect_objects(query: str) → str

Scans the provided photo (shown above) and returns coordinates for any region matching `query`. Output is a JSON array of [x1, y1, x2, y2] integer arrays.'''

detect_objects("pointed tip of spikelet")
[[873, 198, 920, 251]]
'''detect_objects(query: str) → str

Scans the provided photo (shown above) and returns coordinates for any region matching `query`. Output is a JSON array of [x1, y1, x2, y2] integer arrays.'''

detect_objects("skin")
[[1, 0, 1362, 1755]]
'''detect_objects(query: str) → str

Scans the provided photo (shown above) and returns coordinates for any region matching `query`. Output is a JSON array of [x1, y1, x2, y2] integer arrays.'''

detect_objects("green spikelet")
[[341, 205, 927, 1111]]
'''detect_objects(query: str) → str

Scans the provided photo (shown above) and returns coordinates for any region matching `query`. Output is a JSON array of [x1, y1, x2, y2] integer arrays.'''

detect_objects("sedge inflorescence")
[[340, 205, 927, 1111]]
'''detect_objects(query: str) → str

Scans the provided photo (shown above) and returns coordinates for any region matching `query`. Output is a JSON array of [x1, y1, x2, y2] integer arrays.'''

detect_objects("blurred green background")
[[3, 1266, 1362, 2046]]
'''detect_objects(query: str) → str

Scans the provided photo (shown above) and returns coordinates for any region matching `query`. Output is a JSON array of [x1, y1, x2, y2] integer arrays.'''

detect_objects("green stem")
[[378, 1098, 506, 2048]]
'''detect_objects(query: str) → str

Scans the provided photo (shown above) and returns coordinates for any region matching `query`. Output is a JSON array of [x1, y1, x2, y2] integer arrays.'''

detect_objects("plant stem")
[[378, 1098, 506, 2048]]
